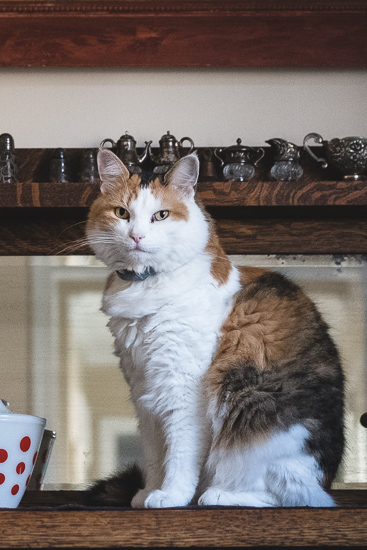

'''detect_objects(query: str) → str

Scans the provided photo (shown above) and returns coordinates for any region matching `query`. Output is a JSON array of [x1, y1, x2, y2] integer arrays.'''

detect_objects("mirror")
[[1, 254, 366, 489]]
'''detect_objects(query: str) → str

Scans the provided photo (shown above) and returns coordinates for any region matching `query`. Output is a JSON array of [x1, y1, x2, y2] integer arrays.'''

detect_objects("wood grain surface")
[[2, 147, 367, 208], [1, 505, 367, 548], [0, 1, 366, 68]]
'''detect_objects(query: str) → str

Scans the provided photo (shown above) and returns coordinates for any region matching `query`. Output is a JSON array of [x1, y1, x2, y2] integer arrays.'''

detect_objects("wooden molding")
[[0, 0, 366, 67]]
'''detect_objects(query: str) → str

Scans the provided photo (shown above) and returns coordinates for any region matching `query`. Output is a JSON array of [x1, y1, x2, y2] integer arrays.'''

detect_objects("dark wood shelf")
[[0, 490, 363, 548], [2, 179, 367, 208], [2, 146, 367, 208]]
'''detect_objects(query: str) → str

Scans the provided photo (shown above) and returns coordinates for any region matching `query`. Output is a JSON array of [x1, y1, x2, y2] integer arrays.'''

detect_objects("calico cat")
[[86, 148, 344, 508]]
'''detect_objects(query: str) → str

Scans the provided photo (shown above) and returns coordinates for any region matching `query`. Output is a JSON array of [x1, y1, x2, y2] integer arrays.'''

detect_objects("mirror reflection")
[[1, 255, 366, 489]]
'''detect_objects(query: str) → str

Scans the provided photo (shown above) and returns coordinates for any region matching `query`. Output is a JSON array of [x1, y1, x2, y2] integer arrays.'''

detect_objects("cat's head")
[[86, 148, 209, 274]]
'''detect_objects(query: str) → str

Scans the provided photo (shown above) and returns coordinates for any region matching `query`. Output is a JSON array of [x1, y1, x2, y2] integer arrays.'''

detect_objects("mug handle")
[[179, 136, 195, 154], [99, 138, 116, 149], [303, 133, 328, 168], [251, 147, 265, 166]]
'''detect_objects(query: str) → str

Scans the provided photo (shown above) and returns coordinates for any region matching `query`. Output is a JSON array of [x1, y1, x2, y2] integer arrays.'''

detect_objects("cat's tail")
[[85, 464, 144, 507]]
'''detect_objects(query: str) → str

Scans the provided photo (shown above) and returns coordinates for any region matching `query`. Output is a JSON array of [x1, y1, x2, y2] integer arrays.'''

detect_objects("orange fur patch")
[[206, 272, 326, 425], [212, 282, 314, 375], [150, 179, 189, 222], [205, 226, 231, 286]]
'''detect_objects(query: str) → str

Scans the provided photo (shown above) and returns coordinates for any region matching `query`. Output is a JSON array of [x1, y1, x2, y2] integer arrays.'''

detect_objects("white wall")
[[0, 68, 366, 149]]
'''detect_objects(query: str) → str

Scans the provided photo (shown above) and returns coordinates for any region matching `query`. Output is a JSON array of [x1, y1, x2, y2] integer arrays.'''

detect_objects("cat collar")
[[115, 267, 157, 282]]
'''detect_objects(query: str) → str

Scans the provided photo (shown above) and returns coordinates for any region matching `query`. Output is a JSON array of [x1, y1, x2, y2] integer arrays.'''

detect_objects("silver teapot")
[[214, 138, 264, 181], [100, 132, 151, 174], [303, 133, 367, 180], [266, 138, 303, 182], [149, 131, 195, 174]]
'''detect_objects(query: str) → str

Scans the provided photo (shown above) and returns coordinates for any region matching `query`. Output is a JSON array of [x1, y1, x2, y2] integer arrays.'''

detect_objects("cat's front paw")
[[144, 489, 187, 508]]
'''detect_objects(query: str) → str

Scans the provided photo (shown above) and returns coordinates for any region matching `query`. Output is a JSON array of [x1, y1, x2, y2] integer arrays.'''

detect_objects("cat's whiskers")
[[53, 235, 117, 256]]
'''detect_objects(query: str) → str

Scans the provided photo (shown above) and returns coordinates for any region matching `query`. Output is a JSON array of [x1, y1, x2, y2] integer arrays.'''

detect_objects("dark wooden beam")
[[1, 207, 367, 256], [0, 1, 366, 68]]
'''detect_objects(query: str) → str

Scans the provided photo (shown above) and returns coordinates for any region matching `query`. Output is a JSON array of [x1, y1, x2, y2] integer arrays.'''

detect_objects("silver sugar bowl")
[[303, 133, 367, 180], [214, 138, 264, 182]]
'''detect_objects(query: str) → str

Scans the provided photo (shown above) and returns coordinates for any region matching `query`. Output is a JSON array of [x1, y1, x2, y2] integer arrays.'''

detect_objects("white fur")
[[88, 153, 335, 508], [200, 424, 335, 507]]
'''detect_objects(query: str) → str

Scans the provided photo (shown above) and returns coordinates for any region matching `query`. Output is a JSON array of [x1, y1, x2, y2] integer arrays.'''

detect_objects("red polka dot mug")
[[0, 400, 46, 508]]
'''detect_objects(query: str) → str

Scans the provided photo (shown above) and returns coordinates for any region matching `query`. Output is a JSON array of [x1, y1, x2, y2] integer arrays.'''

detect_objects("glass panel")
[[0, 255, 366, 489]]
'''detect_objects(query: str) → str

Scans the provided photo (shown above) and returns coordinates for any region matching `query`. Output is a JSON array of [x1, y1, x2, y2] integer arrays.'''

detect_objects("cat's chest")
[[105, 265, 240, 380], [107, 284, 234, 377]]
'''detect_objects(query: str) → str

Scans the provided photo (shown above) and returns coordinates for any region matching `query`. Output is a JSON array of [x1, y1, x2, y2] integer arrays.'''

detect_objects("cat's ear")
[[97, 148, 130, 193], [164, 153, 199, 199]]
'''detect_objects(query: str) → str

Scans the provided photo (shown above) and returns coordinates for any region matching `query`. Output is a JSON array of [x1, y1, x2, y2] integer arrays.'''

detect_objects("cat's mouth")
[[128, 243, 151, 254]]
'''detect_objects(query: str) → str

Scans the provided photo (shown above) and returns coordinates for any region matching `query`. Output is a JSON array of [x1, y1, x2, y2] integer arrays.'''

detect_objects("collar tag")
[[116, 267, 156, 282]]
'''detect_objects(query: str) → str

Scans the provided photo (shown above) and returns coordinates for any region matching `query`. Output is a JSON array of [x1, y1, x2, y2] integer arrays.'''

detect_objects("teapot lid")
[[160, 131, 176, 144], [118, 131, 136, 143]]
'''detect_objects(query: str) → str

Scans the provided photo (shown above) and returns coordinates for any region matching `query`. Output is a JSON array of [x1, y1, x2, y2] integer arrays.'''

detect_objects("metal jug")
[[100, 132, 151, 174], [266, 138, 303, 182]]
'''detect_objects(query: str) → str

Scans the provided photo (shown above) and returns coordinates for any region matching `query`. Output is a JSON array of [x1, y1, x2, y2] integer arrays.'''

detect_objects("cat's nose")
[[129, 233, 145, 244]]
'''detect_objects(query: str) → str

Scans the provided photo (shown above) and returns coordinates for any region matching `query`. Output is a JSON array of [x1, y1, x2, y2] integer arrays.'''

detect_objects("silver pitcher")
[[303, 133, 367, 180], [266, 138, 303, 182], [100, 132, 151, 174]]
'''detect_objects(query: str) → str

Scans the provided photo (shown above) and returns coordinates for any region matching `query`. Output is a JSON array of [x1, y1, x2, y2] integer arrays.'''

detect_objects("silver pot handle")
[[99, 138, 116, 149], [179, 137, 195, 154], [251, 147, 265, 166], [213, 148, 225, 166], [303, 133, 328, 168]]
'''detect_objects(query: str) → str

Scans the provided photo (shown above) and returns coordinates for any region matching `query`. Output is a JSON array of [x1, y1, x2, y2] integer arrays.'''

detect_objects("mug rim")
[[0, 414, 46, 425]]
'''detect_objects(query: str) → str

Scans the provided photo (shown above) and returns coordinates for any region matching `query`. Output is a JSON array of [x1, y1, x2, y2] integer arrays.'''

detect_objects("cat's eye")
[[115, 207, 130, 220], [153, 210, 169, 222]]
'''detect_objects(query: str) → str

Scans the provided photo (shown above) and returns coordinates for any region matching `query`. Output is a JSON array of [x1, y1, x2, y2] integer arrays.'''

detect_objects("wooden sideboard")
[[1, 1, 367, 547]]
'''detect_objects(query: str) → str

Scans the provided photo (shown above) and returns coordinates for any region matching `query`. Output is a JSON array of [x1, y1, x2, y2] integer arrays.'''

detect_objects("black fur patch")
[[254, 271, 300, 300], [217, 330, 345, 487], [85, 464, 144, 507], [139, 171, 164, 189]]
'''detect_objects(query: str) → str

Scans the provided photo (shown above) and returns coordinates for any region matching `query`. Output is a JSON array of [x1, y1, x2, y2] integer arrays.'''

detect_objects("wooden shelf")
[[0, 490, 362, 548], [2, 146, 367, 209], [0, 147, 367, 256], [2, 179, 367, 209]]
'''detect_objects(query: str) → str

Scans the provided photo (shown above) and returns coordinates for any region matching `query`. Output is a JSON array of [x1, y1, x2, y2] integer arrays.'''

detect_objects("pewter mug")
[[214, 138, 264, 181], [149, 131, 195, 174], [100, 132, 151, 174], [303, 133, 367, 180]]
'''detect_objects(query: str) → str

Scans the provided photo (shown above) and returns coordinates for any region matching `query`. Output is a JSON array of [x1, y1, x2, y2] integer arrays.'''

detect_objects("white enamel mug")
[[0, 400, 46, 508]]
